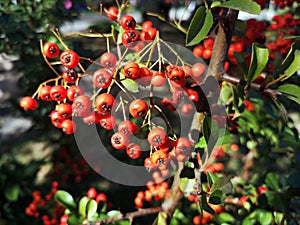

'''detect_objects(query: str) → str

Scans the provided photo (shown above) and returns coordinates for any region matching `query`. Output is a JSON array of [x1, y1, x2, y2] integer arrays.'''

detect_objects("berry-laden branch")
[[88, 206, 163, 225]]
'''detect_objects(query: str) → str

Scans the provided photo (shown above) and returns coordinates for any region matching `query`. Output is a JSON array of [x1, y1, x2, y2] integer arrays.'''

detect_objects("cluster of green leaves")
[[55, 190, 130, 225]]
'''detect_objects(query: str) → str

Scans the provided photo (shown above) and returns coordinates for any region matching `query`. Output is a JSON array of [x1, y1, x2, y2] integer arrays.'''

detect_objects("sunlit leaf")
[[78, 196, 89, 217], [278, 84, 300, 105], [86, 199, 98, 219], [55, 190, 77, 212], [4, 183, 19, 202], [219, 0, 261, 14], [121, 78, 139, 93]]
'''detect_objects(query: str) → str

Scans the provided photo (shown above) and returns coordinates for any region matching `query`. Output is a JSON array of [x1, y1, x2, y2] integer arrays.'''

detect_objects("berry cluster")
[[134, 181, 170, 208], [25, 181, 65, 225], [273, 0, 300, 8]]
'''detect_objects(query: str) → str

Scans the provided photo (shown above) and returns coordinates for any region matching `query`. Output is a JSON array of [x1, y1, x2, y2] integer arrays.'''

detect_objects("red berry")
[[106, 6, 118, 20], [60, 50, 80, 68], [50, 85, 67, 102], [203, 38, 214, 50], [96, 193, 107, 203], [151, 149, 168, 165], [151, 72, 166, 87], [99, 114, 116, 130], [62, 69, 78, 83], [111, 131, 130, 150], [39, 85, 52, 101], [100, 52, 117, 68], [203, 49, 212, 59], [148, 127, 167, 147], [181, 103, 194, 115], [92, 69, 113, 89], [122, 30, 139, 48], [20, 96, 37, 110], [184, 88, 199, 102], [191, 62, 206, 78], [50, 110, 65, 128], [57, 103, 73, 118], [142, 20, 153, 31], [61, 119, 76, 134], [87, 187, 97, 199], [129, 99, 148, 118], [193, 45, 204, 58], [67, 85, 84, 102], [95, 93, 115, 115], [126, 143, 142, 159], [118, 120, 139, 135], [124, 62, 140, 80], [120, 15, 136, 30], [72, 95, 92, 117], [43, 42, 60, 58], [174, 137, 192, 155], [137, 67, 152, 86]]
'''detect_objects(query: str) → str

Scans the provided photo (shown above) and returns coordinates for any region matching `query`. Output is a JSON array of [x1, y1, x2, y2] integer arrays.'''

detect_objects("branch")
[[89, 206, 163, 225], [221, 73, 287, 99]]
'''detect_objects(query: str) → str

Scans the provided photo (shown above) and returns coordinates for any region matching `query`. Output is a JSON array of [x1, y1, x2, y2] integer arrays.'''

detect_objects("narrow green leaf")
[[276, 40, 300, 80], [186, 7, 213, 46], [201, 194, 215, 214], [55, 190, 77, 212], [78, 196, 89, 217], [207, 172, 219, 187], [278, 84, 300, 105], [219, 0, 261, 14], [4, 183, 19, 202], [121, 78, 139, 93], [86, 199, 98, 219], [247, 43, 269, 85]]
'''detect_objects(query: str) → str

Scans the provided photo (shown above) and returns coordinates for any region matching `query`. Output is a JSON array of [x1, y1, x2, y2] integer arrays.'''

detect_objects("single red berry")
[[120, 15, 136, 30], [95, 93, 115, 114], [106, 6, 118, 20], [50, 110, 65, 128], [118, 120, 139, 135], [62, 69, 78, 83], [140, 28, 157, 41], [122, 30, 139, 48], [92, 69, 113, 89], [144, 157, 155, 171], [60, 214, 68, 224], [72, 95, 92, 117], [20, 96, 37, 110], [151, 149, 168, 165], [60, 50, 80, 68], [129, 99, 148, 118], [96, 193, 107, 203], [83, 111, 100, 125], [191, 62, 206, 78], [39, 85, 52, 101], [57, 103, 73, 118], [193, 215, 201, 225], [184, 88, 199, 102], [111, 131, 130, 150], [151, 71, 166, 87], [181, 103, 194, 115], [193, 45, 204, 58], [87, 187, 97, 199], [67, 85, 84, 102], [100, 52, 117, 68], [258, 186, 268, 195], [50, 85, 67, 102], [203, 38, 214, 50], [141, 20, 153, 31], [98, 114, 116, 130], [61, 119, 76, 134], [137, 67, 152, 86], [148, 127, 167, 147], [123, 62, 140, 80], [126, 143, 142, 159], [43, 42, 60, 58], [174, 137, 192, 155]]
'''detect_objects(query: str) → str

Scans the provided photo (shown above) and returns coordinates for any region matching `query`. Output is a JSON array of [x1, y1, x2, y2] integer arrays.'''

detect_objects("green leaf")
[[107, 210, 121, 218], [195, 136, 207, 149], [257, 210, 273, 225], [202, 116, 219, 151], [186, 7, 213, 46], [207, 172, 219, 187], [152, 212, 167, 225], [247, 43, 269, 85], [179, 178, 196, 193], [121, 78, 139, 93], [201, 194, 215, 214], [219, 0, 261, 14], [209, 190, 225, 205], [86, 199, 98, 219], [210, 176, 232, 194], [4, 183, 19, 202], [278, 84, 300, 105], [265, 173, 280, 191], [67, 214, 80, 225], [218, 212, 235, 223], [55, 190, 77, 212], [276, 40, 300, 80], [78, 197, 89, 217]]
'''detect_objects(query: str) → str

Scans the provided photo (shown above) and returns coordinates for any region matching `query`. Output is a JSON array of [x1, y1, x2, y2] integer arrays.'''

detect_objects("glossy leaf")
[[67, 214, 80, 225], [186, 6, 213, 46], [265, 173, 280, 191], [210, 176, 232, 194], [207, 171, 219, 187], [278, 84, 300, 105], [276, 40, 300, 80], [121, 78, 139, 93], [201, 194, 215, 214], [78, 197, 89, 217], [218, 212, 235, 223], [152, 212, 167, 225], [55, 190, 77, 212], [107, 210, 121, 218], [179, 177, 196, 193], [86, 199, 98, 219], [257, 210, 273, 225], [209, 190, 225, 205], [219, 0, 261, 14], [247, 43, 269, 85]]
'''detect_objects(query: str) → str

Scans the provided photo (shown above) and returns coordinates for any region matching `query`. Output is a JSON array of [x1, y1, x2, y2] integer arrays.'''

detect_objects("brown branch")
[[221, 73, 287, 99], [89, 206, 163, 225]]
